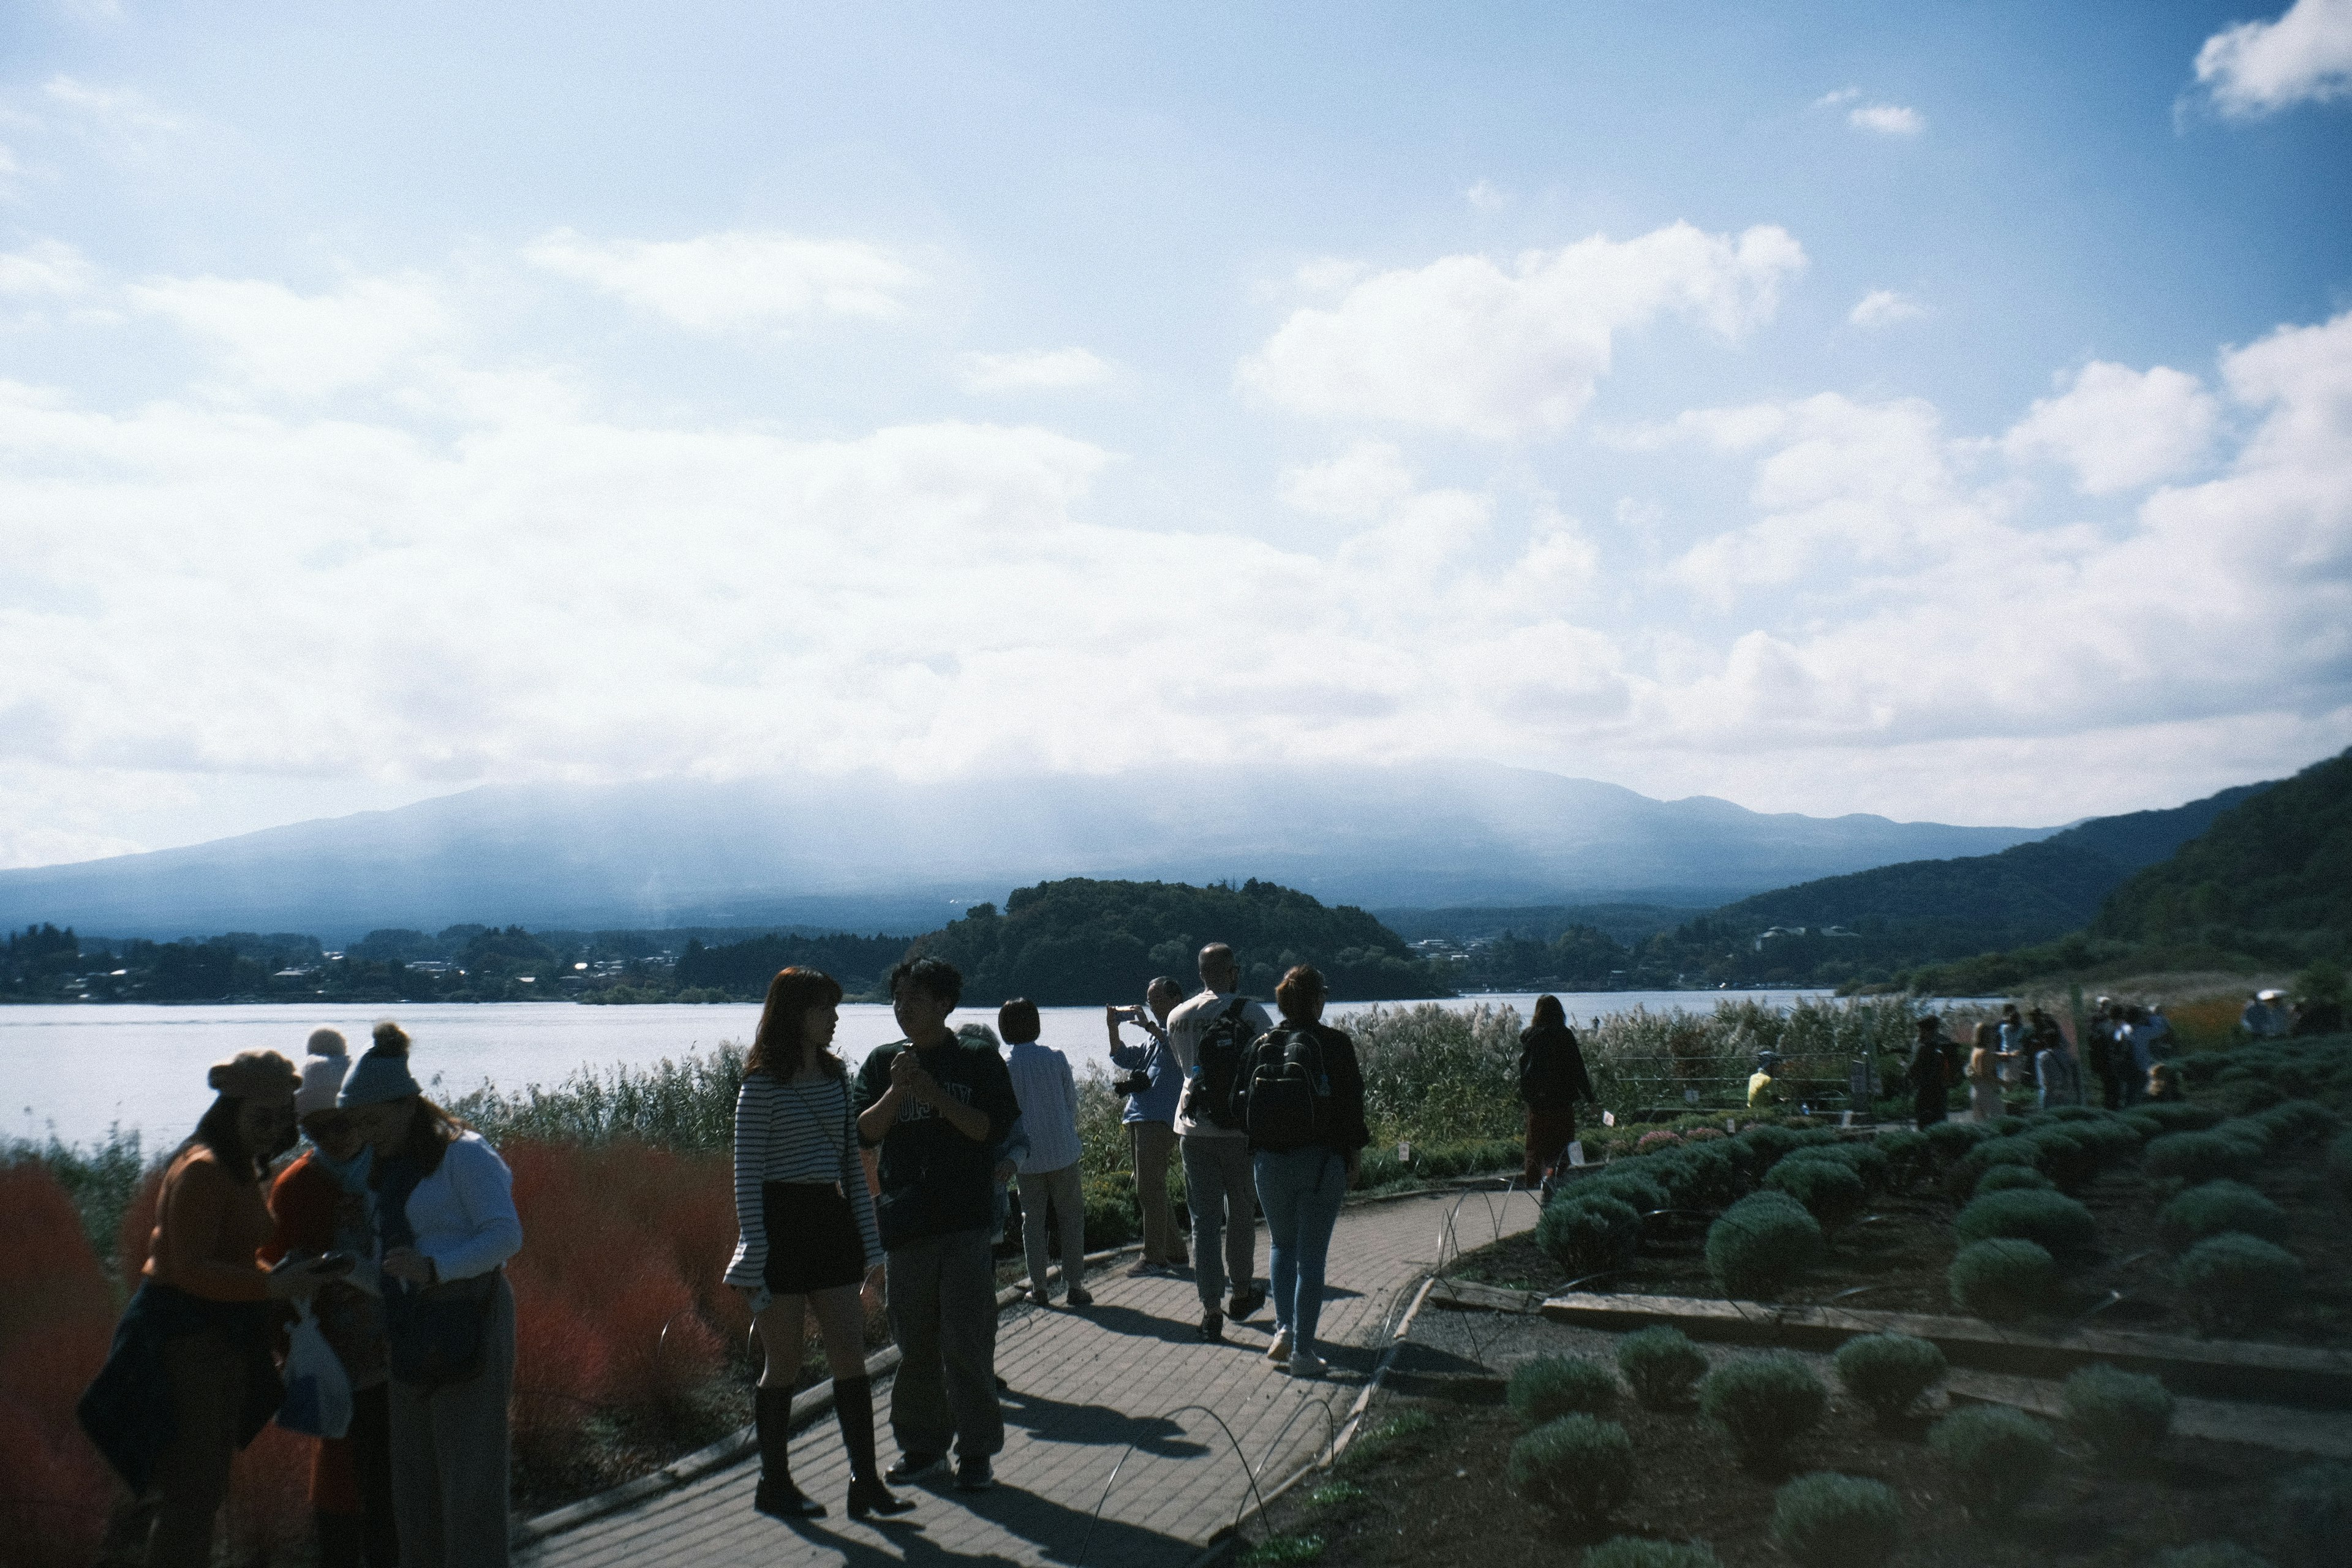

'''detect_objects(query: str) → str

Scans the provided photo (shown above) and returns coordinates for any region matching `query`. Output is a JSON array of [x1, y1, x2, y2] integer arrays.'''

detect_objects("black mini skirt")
[[761, 1181, 866, 1294]]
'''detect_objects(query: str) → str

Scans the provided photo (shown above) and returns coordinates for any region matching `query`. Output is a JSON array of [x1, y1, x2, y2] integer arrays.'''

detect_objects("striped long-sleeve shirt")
[[724, 1071, 882, 1289]]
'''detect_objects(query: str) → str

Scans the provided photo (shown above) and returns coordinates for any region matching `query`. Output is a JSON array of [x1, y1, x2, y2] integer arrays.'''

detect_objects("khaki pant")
[[145, 1332, 244, 1568], [1015, 1163, 1088, 1298], [1128, 1121, 1185, 1265], [387, 1274, 514, 1568], [1181, 1135, 1257, 1311]]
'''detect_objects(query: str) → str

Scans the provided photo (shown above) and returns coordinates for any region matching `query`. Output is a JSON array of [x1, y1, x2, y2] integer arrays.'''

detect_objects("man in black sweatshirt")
[[855, 956, 1021, 1493]]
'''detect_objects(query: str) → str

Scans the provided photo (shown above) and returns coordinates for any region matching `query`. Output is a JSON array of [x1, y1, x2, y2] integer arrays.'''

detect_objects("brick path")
[[519, 1185, 1542, 1568]]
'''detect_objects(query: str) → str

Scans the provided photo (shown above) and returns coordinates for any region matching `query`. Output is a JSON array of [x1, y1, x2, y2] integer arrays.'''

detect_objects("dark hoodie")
[[1517, 1020, 1594, 1110]]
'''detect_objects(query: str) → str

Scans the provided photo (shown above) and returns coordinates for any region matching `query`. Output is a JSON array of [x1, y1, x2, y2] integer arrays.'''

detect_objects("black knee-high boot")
[[754, 1385, 824, 1519], [835, 1376, 913, 1518]]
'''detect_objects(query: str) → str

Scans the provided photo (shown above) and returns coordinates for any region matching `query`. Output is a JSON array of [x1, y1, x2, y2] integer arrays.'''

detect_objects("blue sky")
[[3, 0, 2350, 867]]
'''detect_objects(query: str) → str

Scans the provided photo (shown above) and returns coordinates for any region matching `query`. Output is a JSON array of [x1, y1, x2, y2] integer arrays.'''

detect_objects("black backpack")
[[1241, 1026, 1335, 1150], [1181, 997, 1257, 1130]]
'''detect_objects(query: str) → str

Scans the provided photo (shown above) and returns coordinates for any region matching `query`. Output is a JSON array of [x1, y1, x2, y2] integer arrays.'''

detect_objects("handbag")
[[384, 1270, 499, 1390], [277, 1300, 353, 1438]]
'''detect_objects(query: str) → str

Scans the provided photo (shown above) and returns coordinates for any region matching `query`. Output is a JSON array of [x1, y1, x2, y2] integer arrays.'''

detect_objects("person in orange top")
[[80, 1050, 342, 1568]]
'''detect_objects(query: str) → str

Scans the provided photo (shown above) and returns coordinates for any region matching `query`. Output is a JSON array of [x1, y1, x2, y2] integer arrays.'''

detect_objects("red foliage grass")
[[0, 1162, 125, 1567]]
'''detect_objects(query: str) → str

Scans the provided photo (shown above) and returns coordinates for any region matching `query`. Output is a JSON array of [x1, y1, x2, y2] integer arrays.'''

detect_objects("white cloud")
[[1292, 257, 1368, 294], [0, 239, 94, 296], [1637, 311, 2352, 762], [1277, 442, 1417, 520], [42, 75, 183, 153], [525, 228, 922, 331], [1812, 88, 1862, 109], [1238, 221, 1806, 440], [128, 273, 449, 398], [1464, 179, 1509, 211], [2195, 0, 2352, 117], [1849, 288, 1924, 328], [956, 347, 1114, 393], [2002, 360, 2219, 494], [1848, 103, 1924, 135]]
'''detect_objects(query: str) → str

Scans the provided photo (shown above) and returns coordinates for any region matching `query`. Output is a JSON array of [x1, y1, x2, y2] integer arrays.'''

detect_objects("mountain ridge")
[[0, 761, 2054, 940]]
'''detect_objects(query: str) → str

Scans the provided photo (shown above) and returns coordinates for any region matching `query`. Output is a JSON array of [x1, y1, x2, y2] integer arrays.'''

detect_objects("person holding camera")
[[1166, 943, 1272, 1343], [1106, 976, 1187, 1276]]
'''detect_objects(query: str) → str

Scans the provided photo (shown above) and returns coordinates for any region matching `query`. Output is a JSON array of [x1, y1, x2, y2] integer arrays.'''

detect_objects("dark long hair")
[[184, 1093, 267, 1182], [747, 967, 847, 1080], [1532, 995, 1567, 1030]]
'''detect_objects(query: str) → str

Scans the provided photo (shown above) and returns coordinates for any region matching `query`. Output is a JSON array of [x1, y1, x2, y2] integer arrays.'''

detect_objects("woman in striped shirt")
[[725, 967, 912, 1521]]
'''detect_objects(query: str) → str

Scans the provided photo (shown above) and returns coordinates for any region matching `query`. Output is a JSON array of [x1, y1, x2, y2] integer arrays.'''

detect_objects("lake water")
[[1, 989, 1838, 1150]]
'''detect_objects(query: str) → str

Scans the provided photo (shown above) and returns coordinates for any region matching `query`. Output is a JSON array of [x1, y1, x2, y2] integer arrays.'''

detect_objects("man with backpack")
[[1166, 943, 1273, 1342], [1232, 965, 1368, 1379]]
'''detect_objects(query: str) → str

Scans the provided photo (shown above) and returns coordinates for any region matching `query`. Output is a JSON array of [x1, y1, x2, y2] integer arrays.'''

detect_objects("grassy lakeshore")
[[2, 992, 2005, 1560]]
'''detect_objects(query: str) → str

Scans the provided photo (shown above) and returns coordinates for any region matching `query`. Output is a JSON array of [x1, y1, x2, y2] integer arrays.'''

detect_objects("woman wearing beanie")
[[723, 968, 911, 1521], [340, 1022, 522, 1568], [77, 1050, 337, 1568]]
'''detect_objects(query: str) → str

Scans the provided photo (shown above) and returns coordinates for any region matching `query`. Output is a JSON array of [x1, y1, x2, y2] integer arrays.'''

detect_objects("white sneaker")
[[1267, 1328, 1292, 1363], [1287, 1348, 1326, 1379]]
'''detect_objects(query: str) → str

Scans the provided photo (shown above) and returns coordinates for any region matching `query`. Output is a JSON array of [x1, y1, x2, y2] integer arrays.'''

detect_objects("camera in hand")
[[1112, 1069, 1153, 1097]]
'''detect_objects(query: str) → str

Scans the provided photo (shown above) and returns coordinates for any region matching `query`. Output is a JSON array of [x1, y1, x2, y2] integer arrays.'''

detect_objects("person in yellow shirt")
[[1747, 1051, 1787, 1109]]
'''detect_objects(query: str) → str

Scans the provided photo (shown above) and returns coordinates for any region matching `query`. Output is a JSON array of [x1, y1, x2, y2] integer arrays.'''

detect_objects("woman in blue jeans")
[[1235, 965, 1369, 1379]]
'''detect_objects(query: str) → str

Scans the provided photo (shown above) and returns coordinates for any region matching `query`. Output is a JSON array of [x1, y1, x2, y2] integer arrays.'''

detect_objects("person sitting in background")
[[1518, 995, 1596, 1189], [261, 1030, 398, 1568], [2147, 1063, 2186, 1102], [78, 1051, 333, 1568], [1002, 999, 1091, 1308], [1106, 977, 1188, 1275], [1745, 1050, 1787, 1111]]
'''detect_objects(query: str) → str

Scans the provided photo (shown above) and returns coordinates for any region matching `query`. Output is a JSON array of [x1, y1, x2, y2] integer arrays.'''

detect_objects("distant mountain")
[[2093, 750, 2350, 948], [0, 762, 2053, 941], [1706, 778, 2277, 960]]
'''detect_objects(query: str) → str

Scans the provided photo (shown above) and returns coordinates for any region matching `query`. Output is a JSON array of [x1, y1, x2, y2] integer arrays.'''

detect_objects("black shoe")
[[955, 1455, 994, 1493], [1066, 1285, 1094, 1308], [755, 1480, 826, 1519], [1227, 1288, 1264, 1321], [1197, 1308, 1224, 1342], [847, 1477, 916, 1519], [884, 1452, 946, 1485]]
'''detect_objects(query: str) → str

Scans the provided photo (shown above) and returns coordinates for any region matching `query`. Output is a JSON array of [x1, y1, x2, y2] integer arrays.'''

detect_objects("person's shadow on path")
[[1000, 1387, 1211, 1458], [780, 1476, 1203, 1568]]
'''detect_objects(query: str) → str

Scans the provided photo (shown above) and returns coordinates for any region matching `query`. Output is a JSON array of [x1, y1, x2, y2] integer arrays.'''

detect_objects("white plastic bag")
[[278, 1301, 353, 1439]]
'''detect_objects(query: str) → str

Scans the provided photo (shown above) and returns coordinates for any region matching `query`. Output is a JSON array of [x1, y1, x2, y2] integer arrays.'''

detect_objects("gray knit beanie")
[[339, 1020, 422, 1107]]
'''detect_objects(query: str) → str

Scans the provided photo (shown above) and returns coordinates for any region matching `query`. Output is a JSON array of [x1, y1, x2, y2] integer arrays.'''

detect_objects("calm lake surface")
[[2, 990, 1837, 1150]]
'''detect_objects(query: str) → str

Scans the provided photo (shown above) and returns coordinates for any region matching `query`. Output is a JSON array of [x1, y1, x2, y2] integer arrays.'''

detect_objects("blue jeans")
[[1253, 1147, 1348, 1355]]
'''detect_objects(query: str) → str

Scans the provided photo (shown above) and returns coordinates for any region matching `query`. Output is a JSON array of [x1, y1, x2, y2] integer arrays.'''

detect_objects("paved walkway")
[[520, 1185, 1542, 1568]]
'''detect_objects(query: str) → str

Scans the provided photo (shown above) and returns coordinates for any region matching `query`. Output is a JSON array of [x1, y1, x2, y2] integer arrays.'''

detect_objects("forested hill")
[[1725, 780, 2267, 932], [907, 877, 1447, 1006], [2092, 748, 2351, 949]]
